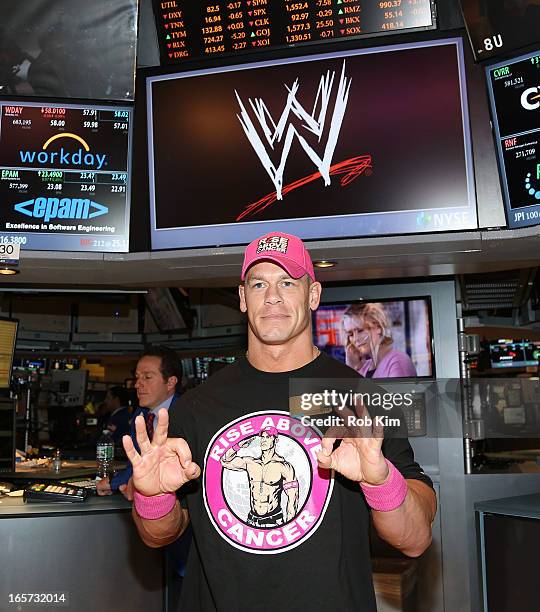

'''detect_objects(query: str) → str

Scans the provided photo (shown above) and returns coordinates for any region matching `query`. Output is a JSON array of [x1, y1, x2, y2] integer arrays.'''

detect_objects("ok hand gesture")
[[122, 409, 200, 497]]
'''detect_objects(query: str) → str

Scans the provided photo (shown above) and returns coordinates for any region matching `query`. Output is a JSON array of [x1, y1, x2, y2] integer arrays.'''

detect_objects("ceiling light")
[[313, 260, 337, 269], [0, 266, 19, 275]]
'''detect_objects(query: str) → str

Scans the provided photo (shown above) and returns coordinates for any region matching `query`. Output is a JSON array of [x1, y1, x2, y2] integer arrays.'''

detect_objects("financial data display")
[[487, 51, 540, 229], [0, 102, 132, 252], [489, 339, 540, 369], [154, 0, 435, 64]]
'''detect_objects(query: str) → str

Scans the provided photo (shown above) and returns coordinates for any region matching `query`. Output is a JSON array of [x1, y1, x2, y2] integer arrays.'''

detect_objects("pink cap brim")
[[241, 254, 309, 281]]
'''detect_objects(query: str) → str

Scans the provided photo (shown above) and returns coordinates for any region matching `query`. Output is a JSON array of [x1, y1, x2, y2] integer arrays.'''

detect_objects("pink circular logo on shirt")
[[203, 411, 334, 555]]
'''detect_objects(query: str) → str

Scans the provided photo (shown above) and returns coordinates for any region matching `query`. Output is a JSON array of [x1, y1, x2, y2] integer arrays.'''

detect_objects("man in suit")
[[97, 346, 182, 498]]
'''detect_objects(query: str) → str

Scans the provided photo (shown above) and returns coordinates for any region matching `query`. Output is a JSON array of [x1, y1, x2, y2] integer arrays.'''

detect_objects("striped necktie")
[[146, 412, 155, 442]]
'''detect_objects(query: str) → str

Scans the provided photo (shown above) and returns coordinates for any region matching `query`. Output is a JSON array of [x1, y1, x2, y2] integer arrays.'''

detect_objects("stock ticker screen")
[[0, 102, 132, 252], [487, 51, 540, 229], [153, 0, 435, 64]]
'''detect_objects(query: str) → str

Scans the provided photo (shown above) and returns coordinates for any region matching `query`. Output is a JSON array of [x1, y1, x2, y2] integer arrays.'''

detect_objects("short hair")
[[140, 345, 183, 387], [342, 303, 393, 346], [109, 385, 129, 407]]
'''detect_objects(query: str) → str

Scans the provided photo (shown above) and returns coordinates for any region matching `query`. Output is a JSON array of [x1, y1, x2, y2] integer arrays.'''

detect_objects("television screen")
[[152, 0, 435, 65], [489, 339, 540, 368], [0, 0, 138, 101], [148, 38, 476, 250], [0, 319, 18, 389], [0, 101, 132, 252], [145, 288, 188, 332], [486, 50, 540, 229], [194, 356, 237, 381], [313, 299, 434, 378], [460, 0, 540, 62]]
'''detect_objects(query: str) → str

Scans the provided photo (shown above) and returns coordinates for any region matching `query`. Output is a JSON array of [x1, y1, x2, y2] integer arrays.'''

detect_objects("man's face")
[[134, 356, 176, 409], [343, 316, 381, 357], [238, 262, 321, 346], [260, 431, 276, 450]]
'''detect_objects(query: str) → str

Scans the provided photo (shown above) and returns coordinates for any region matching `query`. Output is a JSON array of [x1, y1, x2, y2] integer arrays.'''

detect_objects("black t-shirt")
[[168, 353, 432, 612]]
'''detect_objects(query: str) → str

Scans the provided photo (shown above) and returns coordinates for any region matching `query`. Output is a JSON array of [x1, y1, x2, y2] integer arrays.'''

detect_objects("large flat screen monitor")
[[0, 101, 133, 252], [0, 0, 138, 101], [152, 0, 436, 65], [0, 319, 18, 389], [147, 38, 477, 250], [486, 49, 540, 229], [313, 298, 435, 378], [460, 0, 540, 62]]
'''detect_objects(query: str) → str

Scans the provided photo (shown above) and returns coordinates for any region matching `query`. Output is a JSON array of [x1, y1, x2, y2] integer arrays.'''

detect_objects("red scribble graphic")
[[236, 155, 372, 221]]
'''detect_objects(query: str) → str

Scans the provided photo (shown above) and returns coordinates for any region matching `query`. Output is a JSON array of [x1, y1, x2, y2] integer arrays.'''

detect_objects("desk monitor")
[[0, 398, 16, 473], [0, 318, 18, 389], [489, 339, 540, 368]]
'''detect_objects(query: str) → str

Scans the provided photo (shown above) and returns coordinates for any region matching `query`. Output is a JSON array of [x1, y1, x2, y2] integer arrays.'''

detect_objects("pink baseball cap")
[[241, 232, 315, 281], [259, 426, 278, 437]]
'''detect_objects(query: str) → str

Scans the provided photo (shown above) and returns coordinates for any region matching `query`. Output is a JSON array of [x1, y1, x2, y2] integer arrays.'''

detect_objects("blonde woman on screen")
[[342, 303, 417, 378]]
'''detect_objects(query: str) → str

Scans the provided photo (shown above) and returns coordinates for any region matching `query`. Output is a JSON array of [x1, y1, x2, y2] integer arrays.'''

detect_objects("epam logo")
[[19, 133, 107, 170], [14, 198, 108, 222], [234, 60, 373, 221]]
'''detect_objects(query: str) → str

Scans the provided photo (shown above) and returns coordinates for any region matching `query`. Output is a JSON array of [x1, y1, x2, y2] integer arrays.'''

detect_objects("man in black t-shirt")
[[123, 231, 437, 612]]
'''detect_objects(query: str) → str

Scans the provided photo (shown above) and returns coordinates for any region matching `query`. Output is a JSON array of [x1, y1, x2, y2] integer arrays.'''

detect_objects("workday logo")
[[19, 133, 108, 170], [14, 198, 108, 222]]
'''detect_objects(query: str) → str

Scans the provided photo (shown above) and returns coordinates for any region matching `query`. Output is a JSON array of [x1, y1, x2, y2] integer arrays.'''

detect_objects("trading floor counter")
[[0, 494, 164, 611]]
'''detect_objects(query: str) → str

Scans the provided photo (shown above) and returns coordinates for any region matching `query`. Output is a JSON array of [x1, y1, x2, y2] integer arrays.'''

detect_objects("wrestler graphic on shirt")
[[220, 426, 299, 528]]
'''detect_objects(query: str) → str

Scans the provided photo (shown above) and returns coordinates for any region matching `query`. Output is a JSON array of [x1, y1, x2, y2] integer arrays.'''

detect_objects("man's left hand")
[[316, 406, 388, 485]]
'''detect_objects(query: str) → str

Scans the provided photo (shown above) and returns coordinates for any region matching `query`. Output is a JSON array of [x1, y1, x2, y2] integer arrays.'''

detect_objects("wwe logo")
[[235, 61, 352, 200]]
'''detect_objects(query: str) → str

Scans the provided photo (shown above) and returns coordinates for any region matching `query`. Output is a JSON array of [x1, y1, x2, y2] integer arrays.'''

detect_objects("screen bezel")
[[313, 295, 437, 380], [147, 37, 477, 251], [0, 100, 134, 252]]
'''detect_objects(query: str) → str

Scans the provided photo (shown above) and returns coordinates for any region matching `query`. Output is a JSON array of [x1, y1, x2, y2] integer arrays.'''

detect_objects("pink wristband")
[[134, 491, 176, 520], [359, 460, 407, 512]]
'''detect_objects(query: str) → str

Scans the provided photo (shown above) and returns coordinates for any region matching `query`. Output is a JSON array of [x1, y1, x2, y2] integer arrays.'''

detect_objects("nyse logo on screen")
[[14, 197, 108, 222], [433, 212, 470, 227], [235, 61, 352, 200]]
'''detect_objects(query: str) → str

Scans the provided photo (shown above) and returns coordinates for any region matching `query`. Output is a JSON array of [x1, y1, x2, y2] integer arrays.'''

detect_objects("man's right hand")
[[122, 408, 200, 497]]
